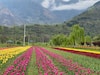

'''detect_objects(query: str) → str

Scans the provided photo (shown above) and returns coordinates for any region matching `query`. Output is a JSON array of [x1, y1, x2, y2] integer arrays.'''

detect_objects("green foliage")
[[50, 34, 69, 46], [69, 24, 85, 45], [50, 24, 86, 46], [0, 24, 70, 45], [93, 35, 100, 41], [0, 24, 95, 47], [85, 35, 91, 43]]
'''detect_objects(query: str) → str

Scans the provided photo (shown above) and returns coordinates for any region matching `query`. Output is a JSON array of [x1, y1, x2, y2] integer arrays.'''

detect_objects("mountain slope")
[[0, 0, 85, 26], [0, 0, 99, 26], [65, 1, 100, 36], [0, 0, 58, 25], [0, 4, 24, 26]]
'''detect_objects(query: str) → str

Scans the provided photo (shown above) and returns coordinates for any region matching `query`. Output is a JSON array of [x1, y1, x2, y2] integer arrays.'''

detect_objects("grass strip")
[[26, 50, 38, 75], [45, 47, 100, 72], [47, 54, 74, 75]]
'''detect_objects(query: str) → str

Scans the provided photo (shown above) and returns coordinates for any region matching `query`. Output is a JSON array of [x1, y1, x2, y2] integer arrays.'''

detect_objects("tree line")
[[49, 24, 100, 47], [0, 24, 100, 47]]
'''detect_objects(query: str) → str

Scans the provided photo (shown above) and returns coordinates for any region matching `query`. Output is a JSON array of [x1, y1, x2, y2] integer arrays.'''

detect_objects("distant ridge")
[[65, 1, 100, 36], [0, 0, 84, 26]]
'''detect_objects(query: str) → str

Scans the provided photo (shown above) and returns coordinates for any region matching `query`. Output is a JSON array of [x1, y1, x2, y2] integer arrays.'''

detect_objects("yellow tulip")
[[0, 46, 31, 65]]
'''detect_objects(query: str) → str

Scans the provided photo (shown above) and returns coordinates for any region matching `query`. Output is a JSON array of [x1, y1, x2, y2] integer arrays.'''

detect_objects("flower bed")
[[35, 47, 64, 75], [0, 46, 30, 65], [3, 47, 33, 75], [54, 47, 100, 59], [39, 47, 100, 75], [1, 46, 100, 75]]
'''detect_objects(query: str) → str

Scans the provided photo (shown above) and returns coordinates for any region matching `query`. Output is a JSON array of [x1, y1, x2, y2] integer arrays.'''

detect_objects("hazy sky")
[[41, 0, 100, 10]]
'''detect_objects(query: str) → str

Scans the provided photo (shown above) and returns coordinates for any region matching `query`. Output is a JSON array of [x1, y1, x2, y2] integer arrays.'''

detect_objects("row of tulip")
[[54, 47, 100, 59], [0, 46, 30, 65], [56, 47, 100, 54], [35, 47, 64, 75], [3, 47, 33, 75], [39, 47, 100, 75]]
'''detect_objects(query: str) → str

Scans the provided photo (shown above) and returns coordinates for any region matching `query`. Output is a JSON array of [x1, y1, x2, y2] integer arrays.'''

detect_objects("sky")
[[41, 0, 100, 10]]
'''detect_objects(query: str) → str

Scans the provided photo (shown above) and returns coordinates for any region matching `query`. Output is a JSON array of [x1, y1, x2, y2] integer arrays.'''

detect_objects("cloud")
[[41, 0, 50, 8], [41, 0, 55, 8], [41, 0, 100, 11]]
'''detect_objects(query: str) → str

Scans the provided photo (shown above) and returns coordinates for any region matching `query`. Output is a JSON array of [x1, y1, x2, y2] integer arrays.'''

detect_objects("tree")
[[69, 24, 85, 46], [85, 35, 91, 46], [85, 35, 91, 43], [50, 34, 69, 46]]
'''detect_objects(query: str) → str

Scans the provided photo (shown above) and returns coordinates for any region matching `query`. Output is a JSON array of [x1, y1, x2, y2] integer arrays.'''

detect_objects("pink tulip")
[[35, 46, 64, 75], [3, 47, 33, 75]]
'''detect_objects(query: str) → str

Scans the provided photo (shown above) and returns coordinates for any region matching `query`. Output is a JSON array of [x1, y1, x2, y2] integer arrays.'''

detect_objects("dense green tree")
[[69, 24, 85, 46], [50, 34, 69, 46], [50, 24, 85, 46], [85, 35, 91, 43], [84, 35, 92, 46]]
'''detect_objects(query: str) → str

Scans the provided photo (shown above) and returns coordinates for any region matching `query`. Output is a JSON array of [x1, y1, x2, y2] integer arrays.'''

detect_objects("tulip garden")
[[0, 46, 100, 75]]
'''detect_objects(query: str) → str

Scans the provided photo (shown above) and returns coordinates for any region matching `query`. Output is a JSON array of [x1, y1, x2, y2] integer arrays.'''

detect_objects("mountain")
[[0, 0, 58, 25], [0, 0, 98, 26], [65, 1, 100, 36], [0, 6, 24, 26]]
